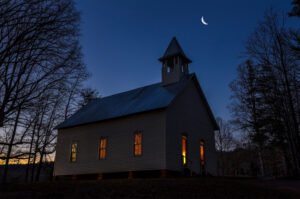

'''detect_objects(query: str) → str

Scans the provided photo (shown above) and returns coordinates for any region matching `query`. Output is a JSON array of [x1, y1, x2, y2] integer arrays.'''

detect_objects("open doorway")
[[200, 140, 206, 175]]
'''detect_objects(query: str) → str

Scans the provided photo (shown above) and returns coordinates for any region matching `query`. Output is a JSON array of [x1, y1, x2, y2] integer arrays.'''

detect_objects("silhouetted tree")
[[215, 117, 235, 176], [0, 0, 88, 184], [78, 87, 100, 108], [229, 60, 268, 176], [230, 8, 300, 176], [290, 0, 300, 17]]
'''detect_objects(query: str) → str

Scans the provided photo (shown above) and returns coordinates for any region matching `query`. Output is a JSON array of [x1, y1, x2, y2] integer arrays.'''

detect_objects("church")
[[54, 37, 219, 179]]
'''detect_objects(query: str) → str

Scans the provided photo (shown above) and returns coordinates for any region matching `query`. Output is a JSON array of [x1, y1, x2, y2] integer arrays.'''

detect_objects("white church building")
[[54, 37, 219, 179]]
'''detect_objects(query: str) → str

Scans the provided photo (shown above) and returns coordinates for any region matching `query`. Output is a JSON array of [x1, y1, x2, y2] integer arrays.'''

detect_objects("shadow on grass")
[[0, 178, 299, 199]]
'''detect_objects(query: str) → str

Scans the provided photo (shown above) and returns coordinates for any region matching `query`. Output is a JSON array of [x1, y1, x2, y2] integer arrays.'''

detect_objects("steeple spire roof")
[[158, 37, 192, 63]]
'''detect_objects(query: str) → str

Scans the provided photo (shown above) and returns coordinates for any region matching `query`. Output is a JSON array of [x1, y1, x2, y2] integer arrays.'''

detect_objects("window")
[[99, 137, 107, 160], [200, 141, 205, 165], [70, 142, 78, 162], [134, 132, 142, 156], [167, 66, 171, 73], [182, 135, 187, 166]]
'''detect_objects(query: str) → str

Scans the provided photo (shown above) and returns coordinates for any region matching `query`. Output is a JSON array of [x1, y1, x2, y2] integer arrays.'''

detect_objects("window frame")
[[70, 141, 78, 163], [99, 137, 107, 160], [133, 131, 143, 157]]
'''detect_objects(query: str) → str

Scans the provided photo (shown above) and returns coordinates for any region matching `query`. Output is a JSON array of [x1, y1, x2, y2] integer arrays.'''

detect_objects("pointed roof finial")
[[158, 37, 192, 63]]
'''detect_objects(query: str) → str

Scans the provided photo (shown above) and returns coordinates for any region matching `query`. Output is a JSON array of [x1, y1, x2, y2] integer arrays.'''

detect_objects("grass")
[[0, 177, 299, 199]]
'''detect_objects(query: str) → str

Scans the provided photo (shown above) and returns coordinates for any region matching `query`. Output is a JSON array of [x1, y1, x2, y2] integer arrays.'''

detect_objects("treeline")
[[0, 0, 98, 184], [224, 5, 300, 177]]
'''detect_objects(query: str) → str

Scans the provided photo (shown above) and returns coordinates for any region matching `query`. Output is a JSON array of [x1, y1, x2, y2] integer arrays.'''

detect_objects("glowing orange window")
[[134, 133, 142, 156], [182, 135, 187, 165], [70, 142, 77, 162], [99, 138, 107, 160], [200, 141, 205, 165]]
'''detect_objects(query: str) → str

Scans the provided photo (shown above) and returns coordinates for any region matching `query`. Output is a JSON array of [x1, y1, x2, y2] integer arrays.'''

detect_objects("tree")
[[0, 0, 84, 127], [78, 87, 100, 108], [230, 8, 300, 176], [215, 117, 235, 176], [229, 60, 268, 176], [0, 0, 88, 184], [290, 0, 300, 17], [289, 1, 300, 63]]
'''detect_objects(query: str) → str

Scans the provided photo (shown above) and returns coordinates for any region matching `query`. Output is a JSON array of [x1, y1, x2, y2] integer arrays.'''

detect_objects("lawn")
[[0, 178, 299, 199]]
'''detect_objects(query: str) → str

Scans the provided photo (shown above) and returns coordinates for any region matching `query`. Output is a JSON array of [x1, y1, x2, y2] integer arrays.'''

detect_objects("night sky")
[[75, 0, 297, 121]]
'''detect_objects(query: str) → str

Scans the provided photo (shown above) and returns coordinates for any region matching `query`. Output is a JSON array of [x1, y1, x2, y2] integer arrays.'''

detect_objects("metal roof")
[[158, 37, 192, 63], [56, 74, 193, 129]]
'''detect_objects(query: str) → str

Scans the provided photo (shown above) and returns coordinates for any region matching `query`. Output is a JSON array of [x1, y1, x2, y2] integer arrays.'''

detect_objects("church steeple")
[[159, 37, 191, 86]]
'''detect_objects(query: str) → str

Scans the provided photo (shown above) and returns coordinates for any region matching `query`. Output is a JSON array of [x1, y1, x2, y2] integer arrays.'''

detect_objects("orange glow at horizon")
[[0, 159, 29, 165], [0, 156, 52, 165]]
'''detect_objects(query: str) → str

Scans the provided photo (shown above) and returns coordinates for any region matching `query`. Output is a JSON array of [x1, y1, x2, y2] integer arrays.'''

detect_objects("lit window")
[[99, 138, 107, 160], [134, 132, 142, 156], [182, 135, 187, 165], [200, 141, 205, 165], [70, 142, 77, 162]]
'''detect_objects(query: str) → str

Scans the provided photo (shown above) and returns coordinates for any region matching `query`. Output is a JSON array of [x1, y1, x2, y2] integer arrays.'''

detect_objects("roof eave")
[[158, 53, 192, 63], [56, 106, 168, 130], [191, 75, 219, 131]]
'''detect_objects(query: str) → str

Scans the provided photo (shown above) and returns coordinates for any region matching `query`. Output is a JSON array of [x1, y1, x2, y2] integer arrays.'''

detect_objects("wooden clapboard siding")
[[54, 109, 166, 176], [165, 79, 217, 175]]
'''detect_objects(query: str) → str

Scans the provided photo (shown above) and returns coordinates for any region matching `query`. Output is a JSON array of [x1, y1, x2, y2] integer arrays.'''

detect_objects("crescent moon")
[[201, 16, 208, 25]]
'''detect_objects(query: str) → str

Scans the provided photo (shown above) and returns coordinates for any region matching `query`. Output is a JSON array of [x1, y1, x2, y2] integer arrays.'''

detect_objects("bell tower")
[[159, 37, 192, 86]]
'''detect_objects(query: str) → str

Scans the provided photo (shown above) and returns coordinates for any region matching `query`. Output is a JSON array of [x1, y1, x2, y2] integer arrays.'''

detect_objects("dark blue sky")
[[75, 0, 296, 121]]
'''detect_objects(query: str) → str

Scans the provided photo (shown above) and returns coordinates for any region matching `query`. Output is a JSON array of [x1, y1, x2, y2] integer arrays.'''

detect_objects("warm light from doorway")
[[182, 135, 187, 165], [200, 141, 205, 165]]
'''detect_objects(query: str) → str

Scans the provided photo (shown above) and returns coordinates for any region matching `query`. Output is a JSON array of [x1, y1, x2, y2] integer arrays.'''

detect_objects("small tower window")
[[134, 132, 142, 156], [165, 60, 174, 73], [70, 141, 78, 162], [182, 135, 187, 166], [99, 137, 107, 160]]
